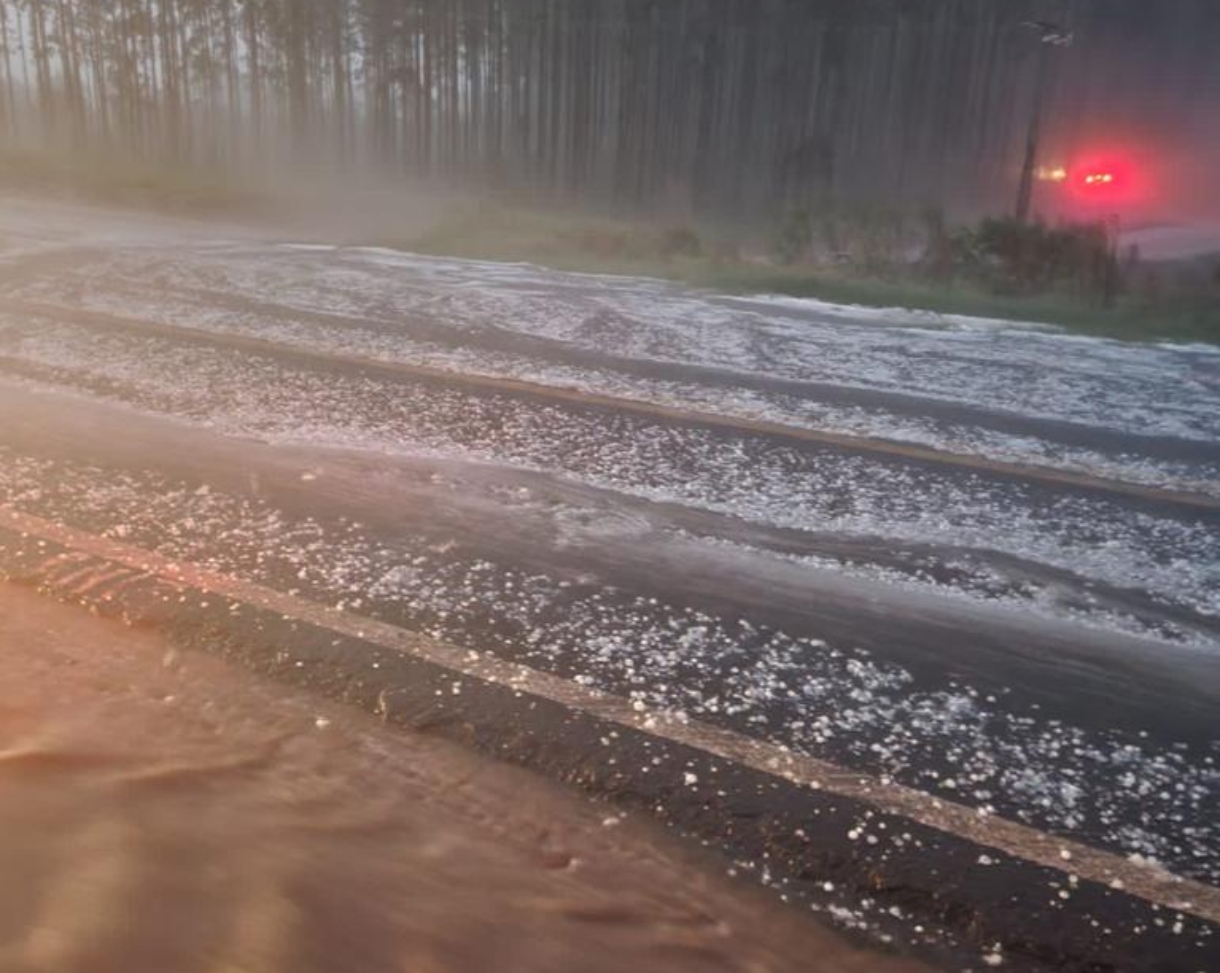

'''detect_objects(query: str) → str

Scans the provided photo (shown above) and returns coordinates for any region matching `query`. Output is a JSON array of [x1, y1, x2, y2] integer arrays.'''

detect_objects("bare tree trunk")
[[83, 0, 110, 144], [0, 0, 15, 133], [244, 0, 262, 144], [28, 0, 55, 132]]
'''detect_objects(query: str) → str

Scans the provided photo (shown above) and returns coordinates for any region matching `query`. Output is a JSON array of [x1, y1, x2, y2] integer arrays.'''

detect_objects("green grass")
[[684, 264, 1220, 344], [394, 202, 1220, 345]]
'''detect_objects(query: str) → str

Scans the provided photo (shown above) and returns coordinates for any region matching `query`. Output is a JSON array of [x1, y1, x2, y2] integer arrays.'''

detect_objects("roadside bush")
[[570, 226, 632, 259], [709, 238, 743, 265], [950, 217, 1119, 302], [774, 208, 814, 264], [658, 225, 703, 258]]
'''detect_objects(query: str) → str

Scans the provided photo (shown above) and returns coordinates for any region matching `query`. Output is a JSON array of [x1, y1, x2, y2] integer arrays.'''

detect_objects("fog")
[[1, 0, 1217, 226]]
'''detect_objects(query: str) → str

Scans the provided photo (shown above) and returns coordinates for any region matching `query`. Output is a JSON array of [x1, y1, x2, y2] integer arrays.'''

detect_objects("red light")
[[1068, 156, 1136, 203], [1061, 148, 1155, 217]]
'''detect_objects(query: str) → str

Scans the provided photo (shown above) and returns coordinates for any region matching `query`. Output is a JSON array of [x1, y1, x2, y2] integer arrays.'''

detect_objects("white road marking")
[[1, 503, 1217, 925]]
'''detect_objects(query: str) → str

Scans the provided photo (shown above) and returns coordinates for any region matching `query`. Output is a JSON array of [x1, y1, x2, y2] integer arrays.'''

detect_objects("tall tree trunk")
[[244, 0, 262, 144], [0, 0, 14, 132]]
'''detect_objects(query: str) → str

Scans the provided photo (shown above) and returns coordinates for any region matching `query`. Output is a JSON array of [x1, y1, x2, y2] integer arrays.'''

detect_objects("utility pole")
[[1015, 21, 1073, 223], [1102, 213, 1122, 309]]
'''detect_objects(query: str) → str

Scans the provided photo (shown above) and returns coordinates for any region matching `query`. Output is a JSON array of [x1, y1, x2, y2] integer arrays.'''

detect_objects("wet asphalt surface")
[[0, 199, 1217, 972]]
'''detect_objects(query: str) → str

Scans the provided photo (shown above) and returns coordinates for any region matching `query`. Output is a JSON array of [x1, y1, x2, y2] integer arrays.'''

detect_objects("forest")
[[1, 0, 1217, 224]]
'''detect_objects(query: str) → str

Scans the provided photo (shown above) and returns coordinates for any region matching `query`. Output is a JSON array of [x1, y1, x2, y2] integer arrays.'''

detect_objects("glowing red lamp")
[[1070, 157, 1136, 202]]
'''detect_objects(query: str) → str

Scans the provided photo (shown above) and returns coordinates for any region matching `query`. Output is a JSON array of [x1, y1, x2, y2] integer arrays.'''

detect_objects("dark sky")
[[1043, 0, 1220, 221]]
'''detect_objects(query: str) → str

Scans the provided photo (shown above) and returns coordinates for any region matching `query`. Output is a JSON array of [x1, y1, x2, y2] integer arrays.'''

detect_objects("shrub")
[[658, 225, 703, 258], [774, 208, 814, 264], [950, 217, 1119, 302]]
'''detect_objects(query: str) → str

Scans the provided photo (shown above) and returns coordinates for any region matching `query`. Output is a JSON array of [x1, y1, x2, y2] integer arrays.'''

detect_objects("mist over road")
[[0, 199, 1217, 972]]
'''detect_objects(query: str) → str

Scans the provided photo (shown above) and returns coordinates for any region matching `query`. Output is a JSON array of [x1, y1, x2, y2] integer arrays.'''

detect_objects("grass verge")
[[397, 202, 1220, 345]]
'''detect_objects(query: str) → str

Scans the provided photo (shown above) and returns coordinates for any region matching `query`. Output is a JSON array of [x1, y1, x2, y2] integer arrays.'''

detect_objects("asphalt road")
[[0, 197, 1216, 972], [2, 583, 924, 973]]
